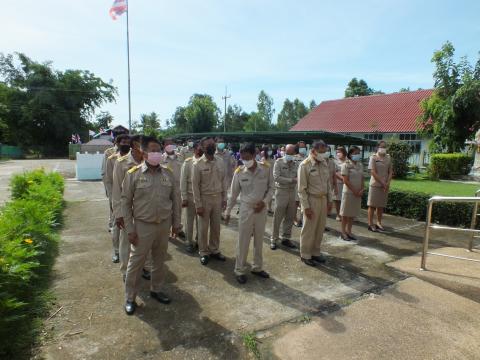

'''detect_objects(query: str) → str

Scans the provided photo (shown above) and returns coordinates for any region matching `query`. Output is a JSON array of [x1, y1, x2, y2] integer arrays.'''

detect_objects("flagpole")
[[126, 0, 132, 132]]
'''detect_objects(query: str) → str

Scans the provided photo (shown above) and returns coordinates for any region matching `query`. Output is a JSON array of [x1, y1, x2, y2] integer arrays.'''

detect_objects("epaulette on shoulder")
[[185, 157, 193, 162], [128, 164, 142, 174], [117, 154, 129, 162], [260, 160, 270, 167], [162, 164, 173, 172], [108, 153, 118, 160], [234, 166, 244, 174]]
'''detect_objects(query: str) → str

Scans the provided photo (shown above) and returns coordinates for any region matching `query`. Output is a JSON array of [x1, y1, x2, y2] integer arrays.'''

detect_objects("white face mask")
[[378, 148, 387, 155], [242, 159, 255, 168], [284, 154, 294, 162], [168, 154, 176, 160], [299, 148, 307, 155], [351, 154, 362, 162], [187, 142, 194, 148], [315, 152, 329, 161]]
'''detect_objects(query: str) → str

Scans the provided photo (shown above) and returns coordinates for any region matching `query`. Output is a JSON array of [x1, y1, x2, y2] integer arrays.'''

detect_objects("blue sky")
[[1, 0, 479, 129]]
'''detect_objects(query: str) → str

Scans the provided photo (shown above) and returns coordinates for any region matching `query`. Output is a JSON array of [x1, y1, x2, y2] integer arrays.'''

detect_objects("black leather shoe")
[[311, 254, 327, 263], [211, 252, 226, 261], [186, 244, 195, 254], [125, 301, 136, 315], [178, 231, 186, 239], [368, 225, 378, 233], [347, 234, 358, 241], [301, 257, 316, 267], [251, 270, 270, 278], [150, 291, 171, 304], [281, 239, 296, 248], [200, 255, 209, 265], [142, 269, 151, 280], [236, 275, 247, 284], [112, 253, 120, 263], [325, 227, 331, 232], [270, 243, 277, 250]]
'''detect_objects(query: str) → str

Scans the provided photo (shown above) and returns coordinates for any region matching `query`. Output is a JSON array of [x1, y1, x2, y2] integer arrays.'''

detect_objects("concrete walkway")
[[0, 160, 472, 359]]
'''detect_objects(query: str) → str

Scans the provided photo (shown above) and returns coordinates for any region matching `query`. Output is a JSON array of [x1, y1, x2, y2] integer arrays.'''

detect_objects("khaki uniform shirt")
[[192, 154, 226, 209], [180, 156, 200, 201], [178, 147, 194, 163], [121, 163, 181, 234], [226, 161, 274, 216], [104, 152, 119, 196], [297, 155, 332, 210], [368, 154, 392, 187], [112, 152, 141, 218], [341, 160, 364, 194], [162, 155, 182, 186], [102, 146, 117, 180], [273, 157, 298, 190]]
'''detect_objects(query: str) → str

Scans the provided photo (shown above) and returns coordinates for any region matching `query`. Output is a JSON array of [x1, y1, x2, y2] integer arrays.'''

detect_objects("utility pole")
[[125, 0, 132, 132], [222, 86, 231, 132]]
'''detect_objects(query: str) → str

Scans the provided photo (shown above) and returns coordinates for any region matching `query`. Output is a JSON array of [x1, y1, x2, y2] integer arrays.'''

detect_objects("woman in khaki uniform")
[[340, 146, 364, 240], [333, 147, 347, 221], [367, 141, 393, 232]]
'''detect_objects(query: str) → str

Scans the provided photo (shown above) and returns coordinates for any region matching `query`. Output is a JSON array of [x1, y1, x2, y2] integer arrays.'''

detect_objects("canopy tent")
[[172, 131, 377, 146]]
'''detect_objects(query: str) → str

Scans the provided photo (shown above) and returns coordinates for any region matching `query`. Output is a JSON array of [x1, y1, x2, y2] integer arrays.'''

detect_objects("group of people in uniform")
[[101, 134, 393, 315]]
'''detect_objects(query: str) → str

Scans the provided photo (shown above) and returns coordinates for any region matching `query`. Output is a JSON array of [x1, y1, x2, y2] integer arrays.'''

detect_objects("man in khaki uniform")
[[297, 140, 332, 267], [105, 134, 130, 262], [225, 143, 273, 284], [271, 144, 299, 250], [102, 140, 118, 231], [121, 136, 181, 315], [112, 135, 148, 278], [180, 141, 203, 253], [215, 137, 236, 191], [192, 137, 227, 265]]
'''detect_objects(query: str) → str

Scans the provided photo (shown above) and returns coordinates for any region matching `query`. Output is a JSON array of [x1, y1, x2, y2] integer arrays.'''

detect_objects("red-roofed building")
[[291, 89, 433, 163]]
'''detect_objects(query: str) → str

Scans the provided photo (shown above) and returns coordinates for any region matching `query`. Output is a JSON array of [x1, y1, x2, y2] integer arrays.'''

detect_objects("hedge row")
[[428, 153, 473, 180], [361, 189, 474, 227], [0, 169, 64, 358]]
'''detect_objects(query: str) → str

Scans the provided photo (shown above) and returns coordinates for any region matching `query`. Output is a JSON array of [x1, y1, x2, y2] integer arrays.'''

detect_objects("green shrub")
[[388, 142, 413, 179], [0, 169, 64, 358], [362, 189, 474, 227], [428, 153, 473, 179]]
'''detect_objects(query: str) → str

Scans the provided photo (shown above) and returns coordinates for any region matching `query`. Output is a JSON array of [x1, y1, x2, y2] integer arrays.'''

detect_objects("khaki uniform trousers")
[[125, 218, 170, 302], [120, 227, 152, 275], [271, 188, 297, 243], [235, 205, 266, 276], [198, 194, 222, 256], [300, 195, 327, 259], [184, 194, 198, 246], [111, 220, 120, 255], [105, 183, 113, 228]]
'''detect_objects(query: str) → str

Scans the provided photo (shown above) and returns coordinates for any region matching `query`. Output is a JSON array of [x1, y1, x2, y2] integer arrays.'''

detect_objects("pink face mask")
[[146, 152, 163, 166]]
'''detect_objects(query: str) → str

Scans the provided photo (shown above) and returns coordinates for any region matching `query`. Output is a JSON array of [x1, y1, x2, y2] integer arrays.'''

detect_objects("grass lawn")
[[389, 174, 479, 196]]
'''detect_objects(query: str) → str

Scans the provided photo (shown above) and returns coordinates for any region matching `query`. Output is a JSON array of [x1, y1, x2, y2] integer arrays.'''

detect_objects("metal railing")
[[420, 190, 480, 270]]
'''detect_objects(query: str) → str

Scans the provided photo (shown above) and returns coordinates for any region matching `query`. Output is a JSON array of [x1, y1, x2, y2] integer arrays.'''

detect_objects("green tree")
[[257, 90, 275, 126], [184, 94, 220, 133], [88, 111, 113, 132], [138, 112, 161, 136], [170, 106, 188, 133], [277, 98, 309, 130], [225, 104, 250, 132], [309, 99, 317, 110], [417, 42, 480, 152], [244, 112, 270, 132], [0, 52, 116, 155], [399, 87, 411, 92], [345, 78, 383, 97]]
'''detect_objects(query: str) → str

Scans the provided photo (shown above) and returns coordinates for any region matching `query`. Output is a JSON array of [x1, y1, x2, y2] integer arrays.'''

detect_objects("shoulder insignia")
[[117, 154, 129, 162], [108, 153, 118, 160], [128, 164, 142, 174], [234, 166, 244, 174], [162, 164, 173, 173], [260, 160, 270, 167], [185, 157, 193, 162]]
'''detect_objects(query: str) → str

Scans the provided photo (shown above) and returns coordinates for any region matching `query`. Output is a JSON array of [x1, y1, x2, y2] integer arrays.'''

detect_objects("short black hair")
[[347, 146, 360, 160], [130, 135, 142, 144], [312, 140, 327, 150], [239, 142, 256, 155], [116, 134, 130, 144], [200, 136, 213, 145], [141, 136, 161, 151], [193, 140, 201, 149]]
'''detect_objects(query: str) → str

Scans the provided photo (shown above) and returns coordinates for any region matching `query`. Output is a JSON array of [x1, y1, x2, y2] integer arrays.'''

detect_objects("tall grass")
[[0, 169, 64, 358]]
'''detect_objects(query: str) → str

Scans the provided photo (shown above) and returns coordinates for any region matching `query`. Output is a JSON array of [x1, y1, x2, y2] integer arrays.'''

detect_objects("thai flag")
[[110, 0, 127, 20]]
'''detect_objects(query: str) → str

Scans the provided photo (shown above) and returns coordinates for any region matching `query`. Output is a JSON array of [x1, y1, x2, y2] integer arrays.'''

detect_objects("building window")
[[364, 133, 384, 140], [399, 133, 417, 141]]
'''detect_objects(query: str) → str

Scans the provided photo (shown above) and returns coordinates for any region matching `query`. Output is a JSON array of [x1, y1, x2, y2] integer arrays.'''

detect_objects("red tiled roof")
[[290, 89, 434, 133]]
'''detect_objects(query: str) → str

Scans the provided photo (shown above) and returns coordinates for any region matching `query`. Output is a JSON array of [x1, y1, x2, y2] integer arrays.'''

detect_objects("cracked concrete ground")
[[1, 160, 478, 359]]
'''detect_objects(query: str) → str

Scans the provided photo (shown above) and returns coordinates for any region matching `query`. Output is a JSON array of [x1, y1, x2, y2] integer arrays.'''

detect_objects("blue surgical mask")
[[284, 155, 294, 162], [351, 154, 362, 162], [217, 143, 225, 151], [267, 150, 273, 156], [299, 148, 307, 155]]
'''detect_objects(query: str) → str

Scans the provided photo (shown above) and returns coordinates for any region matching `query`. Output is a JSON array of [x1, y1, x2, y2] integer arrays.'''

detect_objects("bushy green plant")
[[0, 169, 64, 357], [388, 142, 413, 179], [428, 153, 473, 179]]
